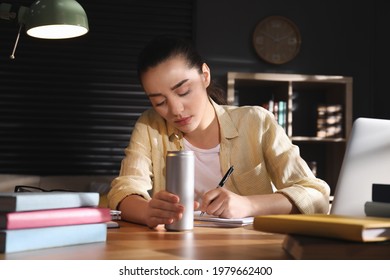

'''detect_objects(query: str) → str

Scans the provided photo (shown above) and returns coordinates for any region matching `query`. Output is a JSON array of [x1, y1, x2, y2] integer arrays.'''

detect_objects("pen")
[[200, 165, 234, 216]]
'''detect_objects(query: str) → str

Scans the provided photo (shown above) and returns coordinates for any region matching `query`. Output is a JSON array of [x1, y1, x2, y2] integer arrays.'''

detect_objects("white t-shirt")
[[183, 138, 222, 202]]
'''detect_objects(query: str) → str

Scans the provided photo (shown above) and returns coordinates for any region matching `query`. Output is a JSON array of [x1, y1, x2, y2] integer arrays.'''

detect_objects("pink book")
[[0, 207, 111, 230]]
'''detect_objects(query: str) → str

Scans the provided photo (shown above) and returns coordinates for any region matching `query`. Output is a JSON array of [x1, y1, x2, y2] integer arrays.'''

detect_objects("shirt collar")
[[210, 99, 239, 140]]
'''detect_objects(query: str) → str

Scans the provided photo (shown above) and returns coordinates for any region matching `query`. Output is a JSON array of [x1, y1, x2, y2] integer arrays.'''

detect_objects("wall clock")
[[252, 16, 301, 65]]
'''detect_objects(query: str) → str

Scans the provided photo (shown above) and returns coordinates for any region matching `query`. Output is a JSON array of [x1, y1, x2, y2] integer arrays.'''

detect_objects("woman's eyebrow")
[[147, 79, 190, 97], [147, 93, 162, 97], [170, 79, 189, 90]]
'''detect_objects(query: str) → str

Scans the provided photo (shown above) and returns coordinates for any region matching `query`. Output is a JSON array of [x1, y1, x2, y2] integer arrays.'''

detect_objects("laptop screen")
[[330, 117, 390, 216]]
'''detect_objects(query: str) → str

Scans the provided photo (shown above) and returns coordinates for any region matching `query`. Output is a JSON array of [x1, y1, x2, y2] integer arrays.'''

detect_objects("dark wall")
[[195, 0, 387, 121], [373, 2, 388, 119]]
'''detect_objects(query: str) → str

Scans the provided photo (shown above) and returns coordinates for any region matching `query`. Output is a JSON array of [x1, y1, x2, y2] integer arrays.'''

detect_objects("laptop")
[[330, 117, 390, 216]]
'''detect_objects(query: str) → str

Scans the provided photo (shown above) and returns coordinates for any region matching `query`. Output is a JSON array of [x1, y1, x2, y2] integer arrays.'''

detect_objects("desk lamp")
[[0, 0, 89, 59]]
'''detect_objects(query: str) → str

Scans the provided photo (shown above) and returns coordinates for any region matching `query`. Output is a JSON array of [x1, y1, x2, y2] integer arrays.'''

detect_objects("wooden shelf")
[[227, 72, 353, 194]]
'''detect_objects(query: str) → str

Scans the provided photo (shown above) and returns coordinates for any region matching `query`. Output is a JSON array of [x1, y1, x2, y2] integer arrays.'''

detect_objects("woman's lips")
[[175, 116, 192, 126]]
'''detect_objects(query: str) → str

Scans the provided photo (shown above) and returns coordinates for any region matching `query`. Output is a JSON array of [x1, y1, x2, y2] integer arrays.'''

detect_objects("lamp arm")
[[1, 3, 30, 59], [10, 24, 22, 59]]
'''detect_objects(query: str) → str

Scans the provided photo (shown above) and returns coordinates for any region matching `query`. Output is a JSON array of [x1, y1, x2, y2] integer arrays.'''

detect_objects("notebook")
[[194, 211, 253, 227], [330, 117, 390, 216]]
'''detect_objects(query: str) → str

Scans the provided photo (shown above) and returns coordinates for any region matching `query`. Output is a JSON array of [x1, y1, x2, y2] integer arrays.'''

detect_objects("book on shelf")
[[316, 104, 343, 138], [0, 192, 100, 212], [268, 98, 274, 114], [283, 234, 390, 260], [261, 99, 287, 131], [0, 223, 107, 253], [365, 201, 390, 218], [0, 207, 111, 230], [253, 213, 390, 242], [277, 100, 287, 131], [194, 211, 253, 228]]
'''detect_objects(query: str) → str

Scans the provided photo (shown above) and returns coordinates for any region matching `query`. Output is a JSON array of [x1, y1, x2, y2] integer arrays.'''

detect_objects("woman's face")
[[141, 56, 212, 135]]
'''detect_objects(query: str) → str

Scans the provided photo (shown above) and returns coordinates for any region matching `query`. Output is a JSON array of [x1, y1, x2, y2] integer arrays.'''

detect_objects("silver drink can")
[[165, 150, 194, 231]]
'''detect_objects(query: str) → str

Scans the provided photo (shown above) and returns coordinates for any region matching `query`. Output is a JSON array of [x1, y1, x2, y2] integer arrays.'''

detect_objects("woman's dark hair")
[[137, 35, 227, 105]]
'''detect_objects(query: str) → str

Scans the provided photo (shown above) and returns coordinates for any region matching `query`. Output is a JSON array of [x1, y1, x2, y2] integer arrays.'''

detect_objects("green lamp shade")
[[26, 0, 89, 39]]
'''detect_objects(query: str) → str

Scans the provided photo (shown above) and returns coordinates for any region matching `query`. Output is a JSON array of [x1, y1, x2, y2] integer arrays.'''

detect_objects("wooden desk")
[[0, 221, 290, 260]]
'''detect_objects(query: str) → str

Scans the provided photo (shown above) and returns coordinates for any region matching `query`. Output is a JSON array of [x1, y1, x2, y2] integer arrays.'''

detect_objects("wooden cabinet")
[[227, 72, 353, 194]]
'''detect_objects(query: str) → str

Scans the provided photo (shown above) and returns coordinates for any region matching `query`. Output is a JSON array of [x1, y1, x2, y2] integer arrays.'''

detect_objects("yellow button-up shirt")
[[107, 100, 330, 214]]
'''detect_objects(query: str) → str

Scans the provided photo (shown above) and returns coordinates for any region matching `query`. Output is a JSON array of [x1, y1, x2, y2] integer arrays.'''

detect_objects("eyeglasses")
[[14, 185, 75, 193]]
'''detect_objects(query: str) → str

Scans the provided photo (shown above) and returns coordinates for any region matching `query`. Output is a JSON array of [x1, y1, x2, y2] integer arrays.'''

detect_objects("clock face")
[[253, 16, 301, 65]]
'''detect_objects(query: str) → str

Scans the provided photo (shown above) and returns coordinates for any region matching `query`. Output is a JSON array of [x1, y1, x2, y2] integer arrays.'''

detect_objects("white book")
[[0, 223, 107, 253], [0, 192, 99, 212]]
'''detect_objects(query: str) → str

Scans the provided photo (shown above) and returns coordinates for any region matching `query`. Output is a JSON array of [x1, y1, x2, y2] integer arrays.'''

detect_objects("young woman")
[[107, 36, 330, 228]]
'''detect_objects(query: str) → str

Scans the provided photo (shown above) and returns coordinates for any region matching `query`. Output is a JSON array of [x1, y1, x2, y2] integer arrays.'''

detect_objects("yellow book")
[[253, 214, 390, 242]]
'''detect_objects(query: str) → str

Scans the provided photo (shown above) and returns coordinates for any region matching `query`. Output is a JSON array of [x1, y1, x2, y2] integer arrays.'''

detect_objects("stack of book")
[[365, 183, 390, 218], [253, 213, 390, 259], [316, 104, 343, 138], [0, 191, 111, 253]]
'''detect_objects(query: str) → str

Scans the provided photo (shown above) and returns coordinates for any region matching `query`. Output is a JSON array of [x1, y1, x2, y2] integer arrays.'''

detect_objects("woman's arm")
[[200, 188, 299, 218]]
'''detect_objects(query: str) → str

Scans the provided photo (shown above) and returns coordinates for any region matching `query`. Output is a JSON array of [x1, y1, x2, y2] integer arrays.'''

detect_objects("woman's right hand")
[[145, 190, 184, 228]]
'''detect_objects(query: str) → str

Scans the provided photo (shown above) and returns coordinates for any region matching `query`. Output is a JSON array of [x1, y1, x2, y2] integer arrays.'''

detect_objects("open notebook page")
[[194, 211, 254, 228]]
